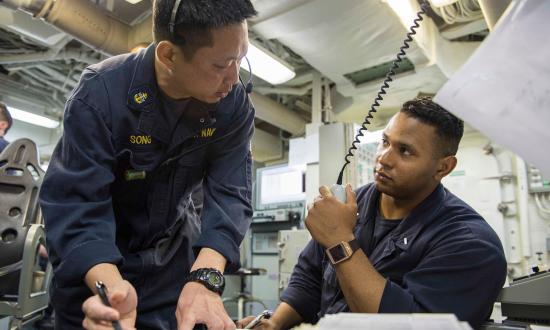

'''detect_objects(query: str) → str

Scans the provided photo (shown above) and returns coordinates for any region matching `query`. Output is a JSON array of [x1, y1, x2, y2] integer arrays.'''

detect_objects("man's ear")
[[435, 155, 457, 181], [156, 41, 177, 72], [0, 121, 7, 132]]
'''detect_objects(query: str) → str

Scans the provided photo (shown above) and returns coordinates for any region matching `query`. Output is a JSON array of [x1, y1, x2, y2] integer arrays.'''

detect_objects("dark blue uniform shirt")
[[39, 44, 254, 328], [0, 137, 8, 153], [280, 183, 507, 329]]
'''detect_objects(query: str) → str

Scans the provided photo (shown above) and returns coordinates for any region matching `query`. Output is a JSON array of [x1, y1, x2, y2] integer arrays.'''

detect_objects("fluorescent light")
[[241, 42, 296, 85], [8, 107, 60, 129], [125, 0, 144, 4]]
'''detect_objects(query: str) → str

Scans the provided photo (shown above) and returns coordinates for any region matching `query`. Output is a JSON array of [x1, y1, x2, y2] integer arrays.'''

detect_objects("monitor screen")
[[256, 164, 306, 209]]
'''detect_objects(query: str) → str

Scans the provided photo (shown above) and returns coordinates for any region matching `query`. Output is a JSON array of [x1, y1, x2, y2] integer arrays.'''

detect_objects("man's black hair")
[[153, 0, 257, 60], [0, 102, 13, 134], [400, 97, 464, 157]]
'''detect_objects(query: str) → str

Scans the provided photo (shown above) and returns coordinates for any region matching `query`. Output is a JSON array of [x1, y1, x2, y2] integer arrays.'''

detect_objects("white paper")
[[435, 0, 550, 177], [316, 313, 472, 330]]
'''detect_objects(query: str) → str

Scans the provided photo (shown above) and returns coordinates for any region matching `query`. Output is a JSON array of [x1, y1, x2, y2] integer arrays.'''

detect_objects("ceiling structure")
[[0, 0, 490, 161]]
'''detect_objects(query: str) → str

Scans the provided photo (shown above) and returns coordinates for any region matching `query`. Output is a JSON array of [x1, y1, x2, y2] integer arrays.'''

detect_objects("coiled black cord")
[[336, 1, 431, 185]]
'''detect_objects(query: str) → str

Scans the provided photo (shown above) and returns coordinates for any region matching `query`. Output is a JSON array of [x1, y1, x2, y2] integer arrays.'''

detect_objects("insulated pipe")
[[254, 83, 313, 96], [478, 0, 512, 31], [0, 0, 147, 55], [250, 92, 307, 136], [39, 0, 129, 55], [129, 15, 154, 50]]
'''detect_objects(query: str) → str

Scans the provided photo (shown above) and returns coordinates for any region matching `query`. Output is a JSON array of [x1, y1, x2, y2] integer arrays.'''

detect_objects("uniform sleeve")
[[192, 88, 255, 272], [378, 221, 507, 328], [39, 94, 122, 287], [279, 240, 324, 324]]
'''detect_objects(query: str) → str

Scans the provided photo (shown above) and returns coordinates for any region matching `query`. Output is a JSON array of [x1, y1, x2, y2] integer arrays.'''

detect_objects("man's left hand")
[[176, 281, 235, 330], [305, 184, 358, 248]]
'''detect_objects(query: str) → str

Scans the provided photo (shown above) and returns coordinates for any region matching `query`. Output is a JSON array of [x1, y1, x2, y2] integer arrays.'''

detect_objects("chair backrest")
[[0, 139, 45, 282]]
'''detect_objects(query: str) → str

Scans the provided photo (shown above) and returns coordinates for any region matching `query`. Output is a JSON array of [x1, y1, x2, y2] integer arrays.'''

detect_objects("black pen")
[[95, 281, 123, 330]]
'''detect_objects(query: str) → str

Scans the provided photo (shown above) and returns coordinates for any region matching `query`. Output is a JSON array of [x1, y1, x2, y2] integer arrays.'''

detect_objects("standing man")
[[39, 0, 257, 329], [0, 102, 12, 153]]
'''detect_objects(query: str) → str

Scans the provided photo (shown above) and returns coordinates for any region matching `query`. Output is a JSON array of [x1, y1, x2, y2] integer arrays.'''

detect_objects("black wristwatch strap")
[[187, 268, 225, 295], [348, 238, 360, 252]]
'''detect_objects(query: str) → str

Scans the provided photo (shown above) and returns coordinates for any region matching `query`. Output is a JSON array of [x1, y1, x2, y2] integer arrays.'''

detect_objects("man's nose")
[[225, 61, 240, 86], [377, 146, 394, 168]]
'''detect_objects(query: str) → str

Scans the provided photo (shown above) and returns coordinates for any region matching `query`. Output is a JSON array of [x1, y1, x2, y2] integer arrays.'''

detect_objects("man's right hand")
[[82, 280, 138, 330], [236, 316, 278, 330]]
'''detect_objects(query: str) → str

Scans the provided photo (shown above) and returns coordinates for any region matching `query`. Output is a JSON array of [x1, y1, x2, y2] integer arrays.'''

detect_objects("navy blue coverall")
[[0, 137, 8, 153], [39, 44, 254, 329], [281, 183, 507, 329]]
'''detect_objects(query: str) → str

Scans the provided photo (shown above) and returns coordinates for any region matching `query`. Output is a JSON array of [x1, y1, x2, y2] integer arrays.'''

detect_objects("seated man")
[[240, 97, 507, 330]]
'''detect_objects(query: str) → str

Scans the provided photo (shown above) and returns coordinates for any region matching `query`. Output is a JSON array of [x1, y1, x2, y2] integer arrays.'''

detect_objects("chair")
[[222, 268, 267, 320], [0, 139, 52, 329]]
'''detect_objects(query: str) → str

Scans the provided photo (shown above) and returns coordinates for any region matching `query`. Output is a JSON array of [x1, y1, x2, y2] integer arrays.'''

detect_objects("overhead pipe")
[[20, 68, 70, 94], [250, 93, 307, 136], [254, 83, 312, 96], [0, 48, 100, 65], [0, 0, 151, 55], [36, 64, 78, 88]]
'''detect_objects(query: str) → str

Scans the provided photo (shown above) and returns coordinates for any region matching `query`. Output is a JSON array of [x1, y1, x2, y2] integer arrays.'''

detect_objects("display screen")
[[328, 244, 346, 261], [258, 165, 306, 207]]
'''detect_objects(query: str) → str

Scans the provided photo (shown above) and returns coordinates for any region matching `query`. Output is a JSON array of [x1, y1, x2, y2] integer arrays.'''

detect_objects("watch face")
[[328, 244, 347, 261], [207, 272, 223, 287]]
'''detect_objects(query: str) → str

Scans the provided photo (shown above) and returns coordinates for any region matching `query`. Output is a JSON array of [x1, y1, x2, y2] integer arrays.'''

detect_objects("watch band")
[[187, 268, 225, 295], [326, 238, 360, 265]]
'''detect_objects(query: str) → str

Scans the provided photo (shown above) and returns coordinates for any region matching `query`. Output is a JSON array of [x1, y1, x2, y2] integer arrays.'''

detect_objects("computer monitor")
[[255, 164, 306, 210]]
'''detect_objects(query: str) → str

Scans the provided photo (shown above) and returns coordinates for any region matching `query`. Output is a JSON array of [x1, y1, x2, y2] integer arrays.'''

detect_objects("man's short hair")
[[0, 102, 13, 134], [153, 0, 257, 60], [400, 97, 464, 157]]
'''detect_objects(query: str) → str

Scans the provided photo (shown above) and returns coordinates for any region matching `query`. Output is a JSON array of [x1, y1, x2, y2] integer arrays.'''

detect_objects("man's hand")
[[237, 316, 278, 330], [176, 281, 235, 330], [82, 280, 137, 330], [305, 184, 358, 248]]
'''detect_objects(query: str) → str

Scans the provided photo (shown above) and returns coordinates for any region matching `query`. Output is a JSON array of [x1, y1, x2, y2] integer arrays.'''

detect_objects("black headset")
[[169, 0, 253, 94]]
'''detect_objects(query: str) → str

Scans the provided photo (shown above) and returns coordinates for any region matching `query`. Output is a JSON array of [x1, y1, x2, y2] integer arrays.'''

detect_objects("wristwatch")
[[187, 268, 225, 295], [326, 238, 360, 265]]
